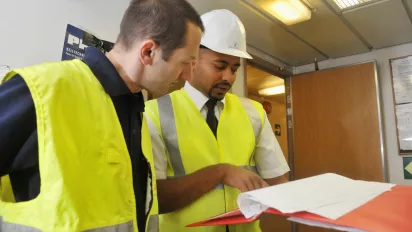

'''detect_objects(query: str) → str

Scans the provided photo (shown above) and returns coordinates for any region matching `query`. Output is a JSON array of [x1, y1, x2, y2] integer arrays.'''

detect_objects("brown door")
[[290, 62, 385, 232]]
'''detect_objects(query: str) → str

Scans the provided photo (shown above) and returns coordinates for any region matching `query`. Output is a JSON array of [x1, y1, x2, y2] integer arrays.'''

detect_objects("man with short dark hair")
[[145, 9, 289, 232], [0, 0, 203, 231]]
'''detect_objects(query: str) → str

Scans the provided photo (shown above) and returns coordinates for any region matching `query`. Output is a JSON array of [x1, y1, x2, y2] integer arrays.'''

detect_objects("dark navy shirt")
[[0, 47, 149, 232]]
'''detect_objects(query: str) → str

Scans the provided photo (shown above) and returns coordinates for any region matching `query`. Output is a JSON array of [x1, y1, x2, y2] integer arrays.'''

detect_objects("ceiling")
[[247, 65, 285, 102], [188, 0, 412, 67]]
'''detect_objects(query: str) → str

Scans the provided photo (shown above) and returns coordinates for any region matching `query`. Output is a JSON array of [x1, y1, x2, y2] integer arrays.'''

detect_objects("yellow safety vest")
[[145, 89, 265, 232], [0, 60, 158, 232]]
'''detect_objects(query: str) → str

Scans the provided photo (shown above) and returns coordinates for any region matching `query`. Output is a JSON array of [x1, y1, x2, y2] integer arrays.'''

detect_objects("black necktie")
[[205, 99, 218, 137]]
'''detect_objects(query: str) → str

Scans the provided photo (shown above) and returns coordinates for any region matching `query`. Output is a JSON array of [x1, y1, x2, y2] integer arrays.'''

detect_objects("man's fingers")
[[260, 179, 269, 188], [239, 184, 249, 192], [244, 179, 255, 191], [252, 175, 269, 189]]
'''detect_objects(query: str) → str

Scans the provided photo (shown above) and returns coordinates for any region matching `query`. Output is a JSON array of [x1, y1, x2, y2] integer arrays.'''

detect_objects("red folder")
[[188, 186, 412, 232]]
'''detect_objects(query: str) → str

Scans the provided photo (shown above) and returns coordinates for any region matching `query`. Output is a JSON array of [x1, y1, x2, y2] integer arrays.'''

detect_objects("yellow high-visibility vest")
[[145, 89, 265, 232], [0, 60, 158, 232]]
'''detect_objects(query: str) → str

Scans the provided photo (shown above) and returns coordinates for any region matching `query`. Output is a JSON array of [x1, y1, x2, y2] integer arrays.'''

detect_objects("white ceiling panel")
[[288, 3, 370, 58], [343, 0, 412, 49], [188, 0, 412, 67], [188, 0, 328, 66]]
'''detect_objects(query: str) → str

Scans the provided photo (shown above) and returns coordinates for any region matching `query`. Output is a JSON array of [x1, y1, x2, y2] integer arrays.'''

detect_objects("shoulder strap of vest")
[[155, 92, 266, 179], [232, 95, 265, 143]]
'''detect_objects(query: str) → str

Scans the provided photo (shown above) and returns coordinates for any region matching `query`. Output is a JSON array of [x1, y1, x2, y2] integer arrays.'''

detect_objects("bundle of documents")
[[188, 173, 412, 231]]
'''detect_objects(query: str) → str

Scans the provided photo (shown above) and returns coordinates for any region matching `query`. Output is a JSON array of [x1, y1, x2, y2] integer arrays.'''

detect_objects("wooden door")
[[290, 62, 385, 232]]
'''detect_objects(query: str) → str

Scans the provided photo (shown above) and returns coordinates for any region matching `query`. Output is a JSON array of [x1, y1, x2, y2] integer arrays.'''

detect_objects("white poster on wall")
[[396, 103, 412, 151], [0, 65, 10, 82], [391, 58, 412, 104]]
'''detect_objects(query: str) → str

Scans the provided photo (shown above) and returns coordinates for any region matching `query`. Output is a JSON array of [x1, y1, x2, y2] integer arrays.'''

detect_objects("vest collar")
[[83, 47, 131, 97]]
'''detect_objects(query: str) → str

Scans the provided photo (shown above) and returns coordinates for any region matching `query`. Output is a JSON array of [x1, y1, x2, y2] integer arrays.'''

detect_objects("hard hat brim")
[[205, 46, 253, 59]]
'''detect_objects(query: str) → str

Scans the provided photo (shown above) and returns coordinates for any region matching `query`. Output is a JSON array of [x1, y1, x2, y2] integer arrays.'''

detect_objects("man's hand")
[[221, 164, 269, 192], [157, 164, 270, 214]]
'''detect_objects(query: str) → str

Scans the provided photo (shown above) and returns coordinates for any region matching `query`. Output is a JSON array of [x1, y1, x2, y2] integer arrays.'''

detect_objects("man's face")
[[190, 49, 241, 100], [142, 22, 202, 97]]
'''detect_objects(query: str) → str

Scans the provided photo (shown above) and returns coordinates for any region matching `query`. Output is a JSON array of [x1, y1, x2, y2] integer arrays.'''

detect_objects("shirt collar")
[[82, 47, 131, 97], [184, 82, 225, 111]]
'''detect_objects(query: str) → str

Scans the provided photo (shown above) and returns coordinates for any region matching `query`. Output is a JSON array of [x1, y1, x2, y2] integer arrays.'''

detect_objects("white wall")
[[0, 0, 130, 69], [294, 43, 412, 185], [232, 58, 247, 97]]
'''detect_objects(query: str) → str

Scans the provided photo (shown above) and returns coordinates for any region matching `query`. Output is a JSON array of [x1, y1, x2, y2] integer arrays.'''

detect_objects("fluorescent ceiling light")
[[259, 85, 285, 96], [332, 0, 376, 10], [404, 137, 412, 142], [255, 0, 311, 25]]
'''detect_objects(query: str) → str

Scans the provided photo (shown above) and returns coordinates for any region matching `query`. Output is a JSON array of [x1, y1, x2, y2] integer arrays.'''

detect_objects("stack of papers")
[[237, 173, 395, 231]]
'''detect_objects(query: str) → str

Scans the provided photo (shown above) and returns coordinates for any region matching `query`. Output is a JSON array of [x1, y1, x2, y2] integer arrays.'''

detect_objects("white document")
[[396, 103, 412, 150], [237, 173, 394, 220], [306, 181, 393, 219]]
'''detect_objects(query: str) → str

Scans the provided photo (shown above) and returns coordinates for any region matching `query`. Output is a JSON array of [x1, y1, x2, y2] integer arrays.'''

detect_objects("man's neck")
[[188, 81, 209, 99], [106, 50, 142, 93]]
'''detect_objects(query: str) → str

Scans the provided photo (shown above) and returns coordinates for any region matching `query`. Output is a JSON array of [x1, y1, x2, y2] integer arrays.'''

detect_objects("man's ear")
[[139, 40, 157, 65], [190, 60, 197, 80]]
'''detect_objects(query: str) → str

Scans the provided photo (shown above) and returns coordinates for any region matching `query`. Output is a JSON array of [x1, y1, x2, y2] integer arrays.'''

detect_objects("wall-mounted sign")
[[389, 56, 412, 155], [275, 124, 281, 136], [403, 157, 412, 180], [62, 24, 114, 61]]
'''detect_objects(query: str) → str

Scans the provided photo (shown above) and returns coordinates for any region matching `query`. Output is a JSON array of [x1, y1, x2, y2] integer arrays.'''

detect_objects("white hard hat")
[[200, 9, 252, 59]]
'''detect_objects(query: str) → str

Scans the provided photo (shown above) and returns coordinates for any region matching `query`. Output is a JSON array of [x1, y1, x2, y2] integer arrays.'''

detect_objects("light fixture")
[[404, 137, 412, 142], [258, 85, 285, 96], [254, 0, 312, 25], [332, 0, 377, 10]]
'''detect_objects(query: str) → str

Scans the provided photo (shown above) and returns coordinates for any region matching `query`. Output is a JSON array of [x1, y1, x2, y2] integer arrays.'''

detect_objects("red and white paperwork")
[[188, 173, 412, 231]]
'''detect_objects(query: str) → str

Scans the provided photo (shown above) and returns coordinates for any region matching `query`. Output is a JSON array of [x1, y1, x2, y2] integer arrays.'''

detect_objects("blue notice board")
[[62, 24, 114, 61]]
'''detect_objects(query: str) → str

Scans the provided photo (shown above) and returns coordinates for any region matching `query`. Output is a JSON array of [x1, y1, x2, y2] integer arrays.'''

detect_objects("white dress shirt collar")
[[184, 82, 225, 110]]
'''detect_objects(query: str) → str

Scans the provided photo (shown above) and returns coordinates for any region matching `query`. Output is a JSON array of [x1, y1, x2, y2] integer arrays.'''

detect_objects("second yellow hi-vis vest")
[[0, 60, 158, 232], [145, 89, 265, 232]]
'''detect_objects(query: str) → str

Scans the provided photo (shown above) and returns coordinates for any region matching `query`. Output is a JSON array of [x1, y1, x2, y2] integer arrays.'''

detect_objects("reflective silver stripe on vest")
[[85, 221, 134, 232], [158, 95, 263, 179], [0, 217, 134, 232], [147, 215, 159, 232], [215, 183, 224, 189], [1, 216, 40, 232], [158, 95, 186, 177], [238, 98, 263, 142]]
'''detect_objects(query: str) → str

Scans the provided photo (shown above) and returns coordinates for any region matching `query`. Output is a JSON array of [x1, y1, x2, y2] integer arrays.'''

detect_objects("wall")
[[0, 0, 130, 69], [249, 94, 289, 162], [266, 98, 288, 161], [294, 43, 412, 185], [231, 58, 247, 97]]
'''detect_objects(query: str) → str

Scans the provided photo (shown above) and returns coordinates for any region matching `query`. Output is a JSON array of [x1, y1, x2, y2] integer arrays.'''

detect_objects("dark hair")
[[117, 0, 204, 60]]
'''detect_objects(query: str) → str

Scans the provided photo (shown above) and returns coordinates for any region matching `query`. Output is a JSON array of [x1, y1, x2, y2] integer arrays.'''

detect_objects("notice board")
[[389, 56, 412, 155]]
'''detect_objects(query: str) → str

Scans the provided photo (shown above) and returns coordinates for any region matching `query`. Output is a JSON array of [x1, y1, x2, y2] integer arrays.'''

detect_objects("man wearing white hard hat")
[[145, 9, 290, 232]]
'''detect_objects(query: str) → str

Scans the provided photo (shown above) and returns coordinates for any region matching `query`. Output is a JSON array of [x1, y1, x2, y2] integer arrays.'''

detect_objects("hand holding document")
[[188, 173, 412, 232], [238, 173, 395, 220]]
